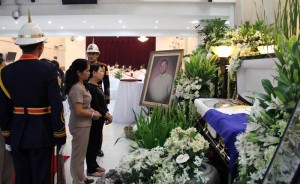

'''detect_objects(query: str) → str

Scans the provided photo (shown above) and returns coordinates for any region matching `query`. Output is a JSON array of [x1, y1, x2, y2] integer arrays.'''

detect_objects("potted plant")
[[255, 20, 275, 54], [198, 18, 230, 48], [175, 50, 218, 102]]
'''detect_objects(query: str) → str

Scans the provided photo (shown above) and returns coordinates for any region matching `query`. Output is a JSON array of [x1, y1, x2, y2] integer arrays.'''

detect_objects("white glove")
[[5, 144, 11, 152], [58, 144, 65, 155]]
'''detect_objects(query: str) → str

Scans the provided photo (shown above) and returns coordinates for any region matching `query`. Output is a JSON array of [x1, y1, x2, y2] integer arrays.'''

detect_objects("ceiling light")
[[2, 27, 6, 30], [91, 25, 94, 29], [122, 25, 126, 28], [15, 21, 18, 24], [118, 20, 122, 23], [48, 20, 52, 24], [82, 20, 87, 23], [138, 36, 149, 42], [60, 26, 64, 29], [186, 26, 190, 29], [155, 20, 159, 23], [191, 20, 199, 24], [154, 26, 158, 29]]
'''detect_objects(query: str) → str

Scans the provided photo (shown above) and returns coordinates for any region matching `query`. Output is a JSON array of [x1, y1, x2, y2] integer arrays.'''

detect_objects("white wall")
[[64, 37, 86, 70], [235, 0, 277, 25], [156, 36, 198, 55]]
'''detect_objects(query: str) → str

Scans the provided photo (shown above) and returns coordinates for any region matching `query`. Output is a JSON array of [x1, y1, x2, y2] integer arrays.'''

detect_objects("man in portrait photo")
[[145, 57, 177, 104]]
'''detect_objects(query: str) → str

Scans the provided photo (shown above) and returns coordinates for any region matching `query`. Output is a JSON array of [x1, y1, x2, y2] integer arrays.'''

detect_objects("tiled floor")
[[62, 100, 133, 184]]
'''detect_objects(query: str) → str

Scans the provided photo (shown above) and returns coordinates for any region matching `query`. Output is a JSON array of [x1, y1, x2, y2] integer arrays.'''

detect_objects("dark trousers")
[[86, 119, 104, 173], [0, 134, 14, 184], [12, 147, 52, 184]]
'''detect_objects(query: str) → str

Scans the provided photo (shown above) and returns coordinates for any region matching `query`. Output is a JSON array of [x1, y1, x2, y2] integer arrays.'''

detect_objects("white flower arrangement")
[[234, 35, 300, 184], [175, 76, 207, 100], [117, 127, 210, 184]]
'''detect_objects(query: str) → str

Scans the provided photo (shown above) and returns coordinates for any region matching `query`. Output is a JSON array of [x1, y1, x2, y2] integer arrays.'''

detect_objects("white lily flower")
[[246, 122, 261, 132], [176, 154, 190, 164]]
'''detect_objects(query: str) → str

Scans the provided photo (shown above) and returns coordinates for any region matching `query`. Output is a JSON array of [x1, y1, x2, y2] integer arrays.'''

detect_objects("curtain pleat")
[[86, 37, 156, 69]]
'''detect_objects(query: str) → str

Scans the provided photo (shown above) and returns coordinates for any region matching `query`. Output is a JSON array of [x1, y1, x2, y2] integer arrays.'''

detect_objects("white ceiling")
[[0, 0, 236, 37]]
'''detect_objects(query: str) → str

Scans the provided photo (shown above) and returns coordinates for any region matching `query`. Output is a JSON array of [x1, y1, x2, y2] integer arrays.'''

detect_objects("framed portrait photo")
[[140, 49, 183, 108]]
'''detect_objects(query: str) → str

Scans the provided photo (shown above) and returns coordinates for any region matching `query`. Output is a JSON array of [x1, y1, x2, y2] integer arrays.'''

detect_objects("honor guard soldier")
[[86, 42, 110, 104], [0, 11, 66, 184]]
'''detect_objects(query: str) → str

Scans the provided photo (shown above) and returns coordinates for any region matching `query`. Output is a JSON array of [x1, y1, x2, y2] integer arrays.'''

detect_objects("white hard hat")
[[86, 43, 100, 54], [15, 10, 46, 46]]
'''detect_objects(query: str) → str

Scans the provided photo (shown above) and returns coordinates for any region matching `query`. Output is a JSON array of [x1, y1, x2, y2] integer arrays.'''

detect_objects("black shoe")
[[97, 149, 104, 157], [84, 178, 94, 184]]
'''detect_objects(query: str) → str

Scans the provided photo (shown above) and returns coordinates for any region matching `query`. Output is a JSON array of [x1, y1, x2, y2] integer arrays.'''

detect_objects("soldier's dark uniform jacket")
[[0, 54, 66, 149], [95, 61, 110, 104]]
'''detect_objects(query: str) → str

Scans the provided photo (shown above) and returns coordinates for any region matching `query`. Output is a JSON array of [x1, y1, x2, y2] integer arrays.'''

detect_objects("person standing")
[[86, 41, 110, 157], [0, 53, 14, 184], [86, 64, 113, 177], [86, 42, 110, 104], [147, 59, 173, 104], [65, 59, 101, 184], [51, 60, 67, 101], [0, 13, 66, 184]]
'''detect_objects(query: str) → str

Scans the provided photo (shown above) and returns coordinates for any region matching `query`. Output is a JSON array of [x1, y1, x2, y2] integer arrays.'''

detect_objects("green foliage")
[[113, 70, 122, 79], [184, 51, 218, 81], [234, 34, 300, 184], [198, 18, 230, 46], [133, 105, 194, 149], [275, 0, 300, 39]]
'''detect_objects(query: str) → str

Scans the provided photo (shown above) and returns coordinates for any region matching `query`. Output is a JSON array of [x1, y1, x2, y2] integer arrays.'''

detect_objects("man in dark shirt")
[[0, 13, 66, 184]]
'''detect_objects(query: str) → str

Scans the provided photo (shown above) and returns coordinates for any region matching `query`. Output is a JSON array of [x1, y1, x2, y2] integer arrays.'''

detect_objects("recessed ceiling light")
[[91, 26, 94, 29], [2, 26, 6, 30], [60, 26, 64, 29], [15, 21, 18, 24], [186, 26, 190, 29], [48, 21, 52, 24], [82, 20, 87, 23], [154, 26, 158, 29], [118, 20, 123, 23], [155, 20, 159, 24], [122, 25, 126, 28]]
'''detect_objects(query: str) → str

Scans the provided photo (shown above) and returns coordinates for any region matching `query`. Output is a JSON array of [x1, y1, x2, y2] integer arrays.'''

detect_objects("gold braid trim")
[[0, 70, 11, 99]]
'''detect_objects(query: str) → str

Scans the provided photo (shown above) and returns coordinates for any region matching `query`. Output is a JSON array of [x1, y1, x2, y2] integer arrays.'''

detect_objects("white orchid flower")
[[246, 122, 261, 132], [176, 154, 190, 164]]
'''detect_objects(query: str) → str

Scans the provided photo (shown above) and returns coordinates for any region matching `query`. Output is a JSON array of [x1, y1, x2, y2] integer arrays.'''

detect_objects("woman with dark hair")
[[86, 64, 113, 177], [65, 59, 101, 184]]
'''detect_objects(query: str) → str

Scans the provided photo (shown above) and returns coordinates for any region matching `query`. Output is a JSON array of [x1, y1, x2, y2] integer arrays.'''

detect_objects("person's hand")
[[105, 113, 113, 122], [5, 144, 11, 152], [92, 111, 101, 120], [58, 144, 65, 155], [105, 120, 112, 125]]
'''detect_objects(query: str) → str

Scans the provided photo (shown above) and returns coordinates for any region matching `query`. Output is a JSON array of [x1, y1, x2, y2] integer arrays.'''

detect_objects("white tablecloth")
[[109, 77, 120, 100], [112, 81, 145, 124]]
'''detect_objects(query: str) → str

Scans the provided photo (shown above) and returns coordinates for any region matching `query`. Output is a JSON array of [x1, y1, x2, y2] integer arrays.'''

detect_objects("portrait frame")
[[140, 49, 183, 108]]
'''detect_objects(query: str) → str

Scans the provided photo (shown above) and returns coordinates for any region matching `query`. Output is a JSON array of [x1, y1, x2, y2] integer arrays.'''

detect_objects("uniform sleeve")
[[47, 68, 66, 146], [0, 87, 13, 145], [102, 65, 110, 104]]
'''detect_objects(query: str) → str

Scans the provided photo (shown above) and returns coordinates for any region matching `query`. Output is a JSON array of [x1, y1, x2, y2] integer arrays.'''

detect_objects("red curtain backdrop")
[[86, 37, 156, 69]]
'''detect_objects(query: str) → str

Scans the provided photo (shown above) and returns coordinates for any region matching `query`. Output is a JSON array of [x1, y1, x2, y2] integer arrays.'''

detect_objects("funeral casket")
[[194, 57, 278, 177]]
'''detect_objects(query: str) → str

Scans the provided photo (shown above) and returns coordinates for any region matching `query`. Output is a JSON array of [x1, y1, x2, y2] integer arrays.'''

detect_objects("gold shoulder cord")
[[0, 70, 11, 99]]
